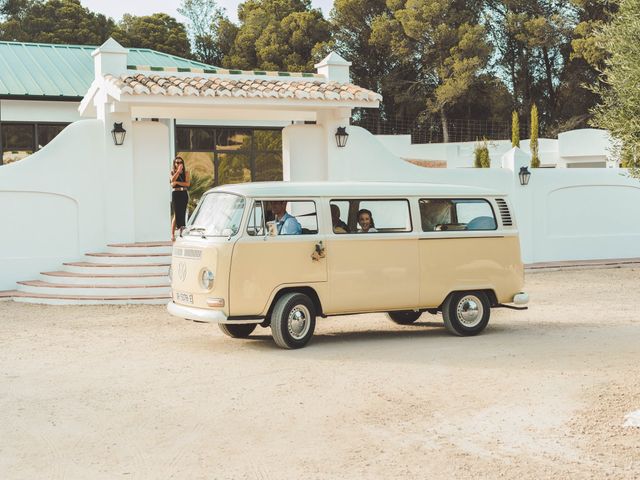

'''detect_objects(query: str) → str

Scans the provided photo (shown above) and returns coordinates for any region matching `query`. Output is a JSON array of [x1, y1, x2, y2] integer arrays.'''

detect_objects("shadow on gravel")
[[204, 321, 519, 354]]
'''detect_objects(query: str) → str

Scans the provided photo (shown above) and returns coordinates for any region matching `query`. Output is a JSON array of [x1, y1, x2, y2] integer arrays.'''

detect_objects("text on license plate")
[[175, 292, 193, 304]]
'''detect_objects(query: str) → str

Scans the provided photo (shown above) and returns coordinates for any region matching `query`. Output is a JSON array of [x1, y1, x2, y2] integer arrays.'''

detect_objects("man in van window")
[[269, 201, 302, 235]]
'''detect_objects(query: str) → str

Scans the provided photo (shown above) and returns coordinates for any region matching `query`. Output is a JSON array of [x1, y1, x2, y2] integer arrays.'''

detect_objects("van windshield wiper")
[[183, 226, 207, 238]]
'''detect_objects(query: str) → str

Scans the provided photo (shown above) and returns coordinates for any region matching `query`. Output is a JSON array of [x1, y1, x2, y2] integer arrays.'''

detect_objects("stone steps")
[[5, 241, 172, 305]]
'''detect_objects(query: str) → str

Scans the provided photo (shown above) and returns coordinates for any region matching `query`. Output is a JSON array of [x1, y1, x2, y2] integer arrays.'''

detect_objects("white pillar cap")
[[315, 52, 352, 83], [92, 38, 128, 78]]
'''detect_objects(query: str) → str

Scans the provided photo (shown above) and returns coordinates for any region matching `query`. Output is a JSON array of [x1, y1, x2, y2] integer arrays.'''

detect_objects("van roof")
[[211, 181, 504, 198]]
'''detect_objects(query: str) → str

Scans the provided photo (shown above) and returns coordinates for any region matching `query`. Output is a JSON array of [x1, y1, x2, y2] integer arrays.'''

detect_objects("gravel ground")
[[1, 267, 639, 479]]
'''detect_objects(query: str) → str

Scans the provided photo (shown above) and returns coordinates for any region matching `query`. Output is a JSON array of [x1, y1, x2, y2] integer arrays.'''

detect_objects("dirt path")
[[1, 267, 639, 479]]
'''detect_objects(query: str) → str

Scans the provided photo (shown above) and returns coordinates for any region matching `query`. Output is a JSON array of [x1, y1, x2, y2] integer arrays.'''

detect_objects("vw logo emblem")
[[177, 262, 187, 281]]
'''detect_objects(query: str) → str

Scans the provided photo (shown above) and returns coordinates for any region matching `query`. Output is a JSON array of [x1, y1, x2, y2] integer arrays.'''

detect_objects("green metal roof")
[[0, 41, 219, 99]]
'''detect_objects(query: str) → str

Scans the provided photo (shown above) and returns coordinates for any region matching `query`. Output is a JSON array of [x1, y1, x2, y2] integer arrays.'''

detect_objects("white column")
[[92, 39, 137, 243], [317, 108, 352, 181], [502, 147, 535, 263]]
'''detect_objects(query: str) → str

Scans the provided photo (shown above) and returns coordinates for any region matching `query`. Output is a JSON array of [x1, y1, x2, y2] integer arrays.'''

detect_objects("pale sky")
[[80, 0, 334, 24]]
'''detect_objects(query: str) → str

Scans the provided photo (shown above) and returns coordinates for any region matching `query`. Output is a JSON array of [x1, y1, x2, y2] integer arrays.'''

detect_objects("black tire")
[[442, 291, 491, 336], [218, 323, 257, 338], [387, 310, 422, 325], [270, 292, 316, 349]]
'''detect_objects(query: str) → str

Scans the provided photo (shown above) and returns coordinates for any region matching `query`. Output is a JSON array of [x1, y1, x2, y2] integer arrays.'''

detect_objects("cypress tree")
[[474, 138, 491, 168], [511, 111, 520, 148], [530, 104, 540, 167]]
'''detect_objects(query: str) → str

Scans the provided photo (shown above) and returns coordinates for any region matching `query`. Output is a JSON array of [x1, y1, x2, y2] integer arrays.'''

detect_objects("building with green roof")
[[0, 40, 230, 165], [0, 41, 219, 99]]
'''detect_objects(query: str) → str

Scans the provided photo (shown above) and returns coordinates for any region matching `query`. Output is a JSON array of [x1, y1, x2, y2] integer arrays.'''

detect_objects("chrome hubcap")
[[456, 295, 483, 327], [288, 305, 311, 340]]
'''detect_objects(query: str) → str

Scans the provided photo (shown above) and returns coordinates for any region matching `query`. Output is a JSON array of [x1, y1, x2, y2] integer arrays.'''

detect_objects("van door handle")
[[311, 241, 326, 261]]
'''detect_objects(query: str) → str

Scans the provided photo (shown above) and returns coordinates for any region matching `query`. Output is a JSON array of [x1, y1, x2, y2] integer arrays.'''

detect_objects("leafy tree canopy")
[[223, 0, 331, 71], [178, 0, 236, 66], [592, 0, 640, 174], [0, 0, 114, 44], [112, 13, 191, 59]]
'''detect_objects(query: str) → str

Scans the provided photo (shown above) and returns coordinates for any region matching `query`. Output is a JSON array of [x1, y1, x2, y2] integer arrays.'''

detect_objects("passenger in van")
[[331, 204, 349, 233], [357, 209, 377, 233], [268, 201, 302, 235]]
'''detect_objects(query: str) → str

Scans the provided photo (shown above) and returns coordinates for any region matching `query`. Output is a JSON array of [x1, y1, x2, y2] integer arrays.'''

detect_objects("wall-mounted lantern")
[[519, 166, 531, 186], [111, 122, 127, 146], [335, 127, 349, 148]]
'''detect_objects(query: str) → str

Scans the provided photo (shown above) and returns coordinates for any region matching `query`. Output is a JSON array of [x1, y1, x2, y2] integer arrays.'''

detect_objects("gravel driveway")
[[1, 267, 639, 479]]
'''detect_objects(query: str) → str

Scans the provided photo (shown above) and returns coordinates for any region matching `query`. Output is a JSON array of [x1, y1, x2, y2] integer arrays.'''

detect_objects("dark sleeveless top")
[[173, 170, 186, 189]]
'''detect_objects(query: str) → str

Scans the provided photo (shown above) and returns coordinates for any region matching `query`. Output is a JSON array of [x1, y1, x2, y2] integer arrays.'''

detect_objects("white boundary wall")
[[376, 129, 613, 168], [0, 119, 171, 290], [286, 125, 640, 264]]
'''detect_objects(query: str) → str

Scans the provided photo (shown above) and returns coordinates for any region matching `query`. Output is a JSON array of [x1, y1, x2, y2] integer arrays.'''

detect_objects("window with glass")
[[0, 122, 68, 165], [329, 199, 412, 234], [419, 199, 497, 231], [175, 126, 283, 211], [247, 200, 318, 236]]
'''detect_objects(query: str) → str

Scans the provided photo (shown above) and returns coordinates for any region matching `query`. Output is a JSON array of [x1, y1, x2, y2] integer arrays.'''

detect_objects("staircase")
[[0, 242, 172, 305]]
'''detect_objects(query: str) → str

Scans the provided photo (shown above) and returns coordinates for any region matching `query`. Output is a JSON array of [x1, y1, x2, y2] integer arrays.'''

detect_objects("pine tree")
[[530, 104, 540, 167], [511, 111, 520, 148]]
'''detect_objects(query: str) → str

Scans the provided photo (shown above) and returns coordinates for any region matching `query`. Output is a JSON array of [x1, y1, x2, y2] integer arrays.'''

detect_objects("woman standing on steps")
[[170, 156, 190, 242]]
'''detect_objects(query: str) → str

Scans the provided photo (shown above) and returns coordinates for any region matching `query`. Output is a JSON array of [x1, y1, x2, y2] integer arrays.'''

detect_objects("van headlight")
[[199, 269, 215, 290]]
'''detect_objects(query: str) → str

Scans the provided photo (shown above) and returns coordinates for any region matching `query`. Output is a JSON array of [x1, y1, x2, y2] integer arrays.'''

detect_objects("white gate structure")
[[1, 38, 639, 298]]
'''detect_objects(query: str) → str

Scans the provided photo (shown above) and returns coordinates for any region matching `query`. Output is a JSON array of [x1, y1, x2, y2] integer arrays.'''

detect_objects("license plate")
[[175, 291, 194, 304]]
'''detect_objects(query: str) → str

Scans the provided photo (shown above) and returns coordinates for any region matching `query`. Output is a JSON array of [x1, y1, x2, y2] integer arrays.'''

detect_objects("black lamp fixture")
[[519, 166, 531, 186], [335, 126, 349, 148], [111, 122, 126, 146]]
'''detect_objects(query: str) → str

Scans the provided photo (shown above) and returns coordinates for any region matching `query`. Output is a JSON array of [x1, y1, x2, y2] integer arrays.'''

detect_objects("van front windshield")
[[186, 192, 245, 237]]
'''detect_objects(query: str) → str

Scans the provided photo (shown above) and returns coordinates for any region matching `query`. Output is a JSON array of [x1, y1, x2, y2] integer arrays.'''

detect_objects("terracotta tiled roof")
[[105, 73, 382, 102]]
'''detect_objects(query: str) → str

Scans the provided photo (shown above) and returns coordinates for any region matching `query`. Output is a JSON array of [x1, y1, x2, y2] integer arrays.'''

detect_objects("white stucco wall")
[[377, 129, 611, 169], [287, 129, 640, 264], [0, 118, 173, 289], [0, 120, 104, 289], [283, 124, 327, 182], [133, 121, 171, 241], [515, 168, 640, 263], [0, 99, 82, 123]]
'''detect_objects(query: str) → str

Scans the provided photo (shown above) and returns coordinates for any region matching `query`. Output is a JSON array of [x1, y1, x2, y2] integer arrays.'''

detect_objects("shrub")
[[474, 138, 491, 168]]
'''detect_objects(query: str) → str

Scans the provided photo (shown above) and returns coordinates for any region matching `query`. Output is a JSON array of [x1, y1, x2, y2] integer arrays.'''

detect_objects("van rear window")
[[419, 199, 496, 232], [329, 199, 412, 234]]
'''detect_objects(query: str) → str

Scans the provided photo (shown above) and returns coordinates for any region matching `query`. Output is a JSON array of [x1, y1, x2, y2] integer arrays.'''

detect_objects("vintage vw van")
[[167, 182, 528, 349]]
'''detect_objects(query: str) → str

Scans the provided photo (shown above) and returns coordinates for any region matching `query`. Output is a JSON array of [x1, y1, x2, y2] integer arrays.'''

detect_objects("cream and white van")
[[167, 182, 528, 349]]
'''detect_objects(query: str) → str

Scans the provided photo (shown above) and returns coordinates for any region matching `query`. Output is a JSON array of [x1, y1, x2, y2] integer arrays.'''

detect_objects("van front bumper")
[[167, 301, 228, 323], [167, 301, 260, 324]]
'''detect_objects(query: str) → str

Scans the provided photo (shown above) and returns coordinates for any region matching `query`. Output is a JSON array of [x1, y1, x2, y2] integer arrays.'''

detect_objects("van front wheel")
[[270, 293, 316, 349], [442, 291, 490, 336], [387, 310, 421, 325], [218, 323, 257, 338]]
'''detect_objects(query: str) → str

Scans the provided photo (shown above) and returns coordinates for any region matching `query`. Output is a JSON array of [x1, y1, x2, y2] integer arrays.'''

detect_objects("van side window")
[[247, 200, 318, 235], [330, 199, 412, 233], [420, 199, 496, 231]]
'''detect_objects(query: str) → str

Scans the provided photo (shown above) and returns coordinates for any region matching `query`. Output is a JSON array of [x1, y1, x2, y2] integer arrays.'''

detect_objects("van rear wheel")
[[387, 310, 422, 325], [270, 292, 316, 349], [218, 323, 257, 338], [442, 291, 490, 336]]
